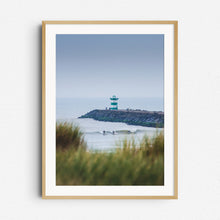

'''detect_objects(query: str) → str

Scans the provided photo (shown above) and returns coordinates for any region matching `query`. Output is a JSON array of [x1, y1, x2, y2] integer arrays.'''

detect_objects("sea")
[[57, 97, 164, 151]]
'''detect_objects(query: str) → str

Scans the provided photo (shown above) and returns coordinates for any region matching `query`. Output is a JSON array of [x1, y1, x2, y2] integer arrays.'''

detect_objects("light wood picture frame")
[[42, 20, 178, 199]]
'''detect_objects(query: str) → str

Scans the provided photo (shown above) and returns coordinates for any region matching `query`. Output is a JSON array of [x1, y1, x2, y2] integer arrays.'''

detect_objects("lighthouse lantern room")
[[110, 95, 119, 110]]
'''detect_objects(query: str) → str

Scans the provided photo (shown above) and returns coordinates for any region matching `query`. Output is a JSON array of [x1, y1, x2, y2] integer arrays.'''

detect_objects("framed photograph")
[[42, 21, 178, 199]]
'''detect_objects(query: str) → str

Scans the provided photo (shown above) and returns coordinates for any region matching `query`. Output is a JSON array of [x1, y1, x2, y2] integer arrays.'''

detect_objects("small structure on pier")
[[110, 95, 119, 110]]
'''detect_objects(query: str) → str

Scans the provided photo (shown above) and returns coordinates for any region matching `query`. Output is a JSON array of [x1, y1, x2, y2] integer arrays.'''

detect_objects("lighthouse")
[[110, 95, 119, 110]]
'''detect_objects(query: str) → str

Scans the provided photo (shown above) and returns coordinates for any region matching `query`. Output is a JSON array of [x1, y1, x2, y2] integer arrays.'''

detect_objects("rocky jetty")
[[79, 109, 164, 128]]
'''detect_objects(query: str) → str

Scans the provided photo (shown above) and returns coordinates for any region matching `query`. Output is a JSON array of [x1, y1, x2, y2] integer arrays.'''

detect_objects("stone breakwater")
[[79, 109, 164, 128]]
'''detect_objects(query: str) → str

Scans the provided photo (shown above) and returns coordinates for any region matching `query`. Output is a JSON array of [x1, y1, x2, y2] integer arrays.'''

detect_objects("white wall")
[[0, 0, 220, 219]]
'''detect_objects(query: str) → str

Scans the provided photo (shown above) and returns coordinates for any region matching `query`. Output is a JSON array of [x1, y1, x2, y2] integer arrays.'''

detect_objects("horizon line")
[[56, 96, 164, 99]]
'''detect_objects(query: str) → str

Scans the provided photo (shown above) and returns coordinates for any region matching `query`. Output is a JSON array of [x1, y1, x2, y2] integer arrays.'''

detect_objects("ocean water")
[[57, 97, 163, 151]]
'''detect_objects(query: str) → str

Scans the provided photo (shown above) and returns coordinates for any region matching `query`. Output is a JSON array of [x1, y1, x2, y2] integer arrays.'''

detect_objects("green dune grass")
[[56, 122, 164, 185], [56, 122, 87, 151]]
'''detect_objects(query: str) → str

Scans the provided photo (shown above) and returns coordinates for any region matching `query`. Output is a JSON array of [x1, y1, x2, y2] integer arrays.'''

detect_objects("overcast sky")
[[56, 34, 164, 98]]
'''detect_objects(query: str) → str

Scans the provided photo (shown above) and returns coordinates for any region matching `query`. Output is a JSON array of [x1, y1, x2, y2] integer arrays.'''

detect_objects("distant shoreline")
[[79, 109, 164, 128]]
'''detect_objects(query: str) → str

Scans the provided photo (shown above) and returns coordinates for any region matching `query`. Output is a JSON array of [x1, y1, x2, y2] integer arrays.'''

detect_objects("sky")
[[56, 34, 164, 98]]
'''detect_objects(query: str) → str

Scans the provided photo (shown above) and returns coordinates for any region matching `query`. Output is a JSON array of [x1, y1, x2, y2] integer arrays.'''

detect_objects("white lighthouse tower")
[[110, 95, 119, 110]]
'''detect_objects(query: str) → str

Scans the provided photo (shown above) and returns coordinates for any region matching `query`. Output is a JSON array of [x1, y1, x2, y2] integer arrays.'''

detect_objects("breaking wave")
[[85, 129, 147, 135]]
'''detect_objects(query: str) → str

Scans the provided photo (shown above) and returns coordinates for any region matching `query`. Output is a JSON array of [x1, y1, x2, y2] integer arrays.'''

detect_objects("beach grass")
[[56, 122, 87, 151], [56, 122, 164, 185]]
